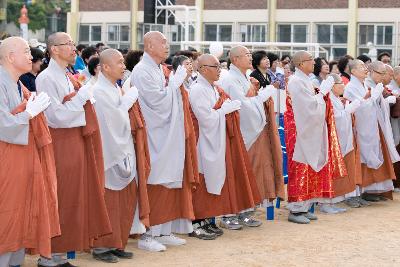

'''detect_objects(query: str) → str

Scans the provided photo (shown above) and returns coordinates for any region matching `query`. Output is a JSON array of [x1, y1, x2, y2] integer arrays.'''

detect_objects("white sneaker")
[[394, 188, 400, 193], [154, 234, 186, 246], [138, 235, 166, 252], [319, 204, 339, 214]]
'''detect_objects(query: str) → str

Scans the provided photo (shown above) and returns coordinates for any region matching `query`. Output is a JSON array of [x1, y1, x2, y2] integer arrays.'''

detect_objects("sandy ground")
[[25, 193, 400, 267]]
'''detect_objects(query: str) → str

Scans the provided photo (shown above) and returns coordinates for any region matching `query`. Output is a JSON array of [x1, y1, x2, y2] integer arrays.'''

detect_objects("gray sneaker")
[[344, 197, 361, 208], [220, 216, 243, 230], [238, 213, 262, 227], [304, 212, 318, 221], [288, 213, 310, 224], [355, 196, 371, 207]]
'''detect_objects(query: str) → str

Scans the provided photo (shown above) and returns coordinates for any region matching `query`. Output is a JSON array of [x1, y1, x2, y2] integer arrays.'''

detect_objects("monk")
[[91, 49, 148, 262], [388, 66, 400, 191], [285, 50, 345, 224], [131, 31, 198, 252], [344, 60, 399, 202], [36, 32, 112, 267], [189, 54, 261, 233], [219, 45, 284, 225], [0, 36, 58, 267], [325, 73, 365, 210]]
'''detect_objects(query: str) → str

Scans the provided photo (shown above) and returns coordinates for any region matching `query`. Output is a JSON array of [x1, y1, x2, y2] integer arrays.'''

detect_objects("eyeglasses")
[[54, 41, 76, 47], [373, 69, 385, 75], [201, 64, 221, 70], [301, 58, 314, 63]]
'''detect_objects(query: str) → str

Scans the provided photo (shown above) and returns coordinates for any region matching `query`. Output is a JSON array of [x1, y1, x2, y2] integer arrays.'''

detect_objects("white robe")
[[344, 76, 398, 193], [189, 74, 226, 195], [0, 67, 31, 145], [92, 73, 137, 190], [131, 52, 185, 188], [330, 94, 354, 156], [287, 68, 328, 172], [219, 64, 266, 150], [344, 76, 400, 169], [36, 58, 87, 128], [388, 80, 400, 146]]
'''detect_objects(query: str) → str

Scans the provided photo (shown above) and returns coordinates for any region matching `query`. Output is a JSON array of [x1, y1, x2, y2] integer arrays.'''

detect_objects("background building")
[[67, 0, 400, 63]]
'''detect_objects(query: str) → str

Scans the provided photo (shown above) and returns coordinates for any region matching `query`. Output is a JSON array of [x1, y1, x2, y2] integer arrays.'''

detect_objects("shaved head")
[[46, 32, 76, 67], [99, 48, 125, 83], [0, 36, 27, 61], [229, 45, 252, 73], [229, 45, 247, 61], [348, 59, 364, 73], [47, 32, 70, 55], [198, 54, 218, 69], [292, 50, 311, 68], [143, 31, 169, 64], [0, 36, 32, 80], [292, 50, 314, 75], [197, 54, 220, 83], [100, 48, 122, 66], [370, 61, 386, 73], [394, 66, 400, 77]]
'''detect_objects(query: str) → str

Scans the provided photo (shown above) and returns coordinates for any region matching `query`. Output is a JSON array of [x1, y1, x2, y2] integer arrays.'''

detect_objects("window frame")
[[238, 23, 267, 42], [276, 23, 309, 43], [203, 23, 233, 42], [78, 24, 103, 45]]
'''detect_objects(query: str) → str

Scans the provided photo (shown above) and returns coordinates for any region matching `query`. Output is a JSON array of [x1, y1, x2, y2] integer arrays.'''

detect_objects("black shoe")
[[203, 221, 224, 236], [362, 193, 380, 202], [92, 251, 119, 263], [110, 249, 133, 259], [189, 227, 217, 240], [58, 263, 79, 267]]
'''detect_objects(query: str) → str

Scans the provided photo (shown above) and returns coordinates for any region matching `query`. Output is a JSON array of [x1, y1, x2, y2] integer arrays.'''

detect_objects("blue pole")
[[275, 198, 281, 209], [67, 251, 76, 259], [266, 201, 274, 220]]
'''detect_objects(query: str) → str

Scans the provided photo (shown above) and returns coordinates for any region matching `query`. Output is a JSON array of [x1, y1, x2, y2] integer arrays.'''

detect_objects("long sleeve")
[[0, 86, 30, 145], [36, 72, 86, 128]]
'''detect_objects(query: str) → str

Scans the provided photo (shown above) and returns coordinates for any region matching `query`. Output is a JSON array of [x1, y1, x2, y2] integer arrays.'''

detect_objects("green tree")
[[7, 0, 70, 32]]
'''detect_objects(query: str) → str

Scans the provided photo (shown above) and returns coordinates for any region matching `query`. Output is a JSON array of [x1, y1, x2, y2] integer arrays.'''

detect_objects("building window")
[[316, 24, 348, 59], [239, 24, 267, 42], [106, 24, 130, 49], [79, 24, 102, 45], [358, 24, 394, 58], [277, 24, 308, 43], [204, 24, 232, 42]]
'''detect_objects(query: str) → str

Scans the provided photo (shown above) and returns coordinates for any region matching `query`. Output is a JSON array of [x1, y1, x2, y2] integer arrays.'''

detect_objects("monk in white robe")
[[219, 46, 283, 225], [344, 60, 399, 201], [36, 32, 111, 267], [91, 49, 146, 263], [189, 54, 261, 233], [286, 51, 338, 224], [327, 72, 366, 210], [388, 66, 400, 190], [131, 31, 197, 252], [0, 37, 56, 267]]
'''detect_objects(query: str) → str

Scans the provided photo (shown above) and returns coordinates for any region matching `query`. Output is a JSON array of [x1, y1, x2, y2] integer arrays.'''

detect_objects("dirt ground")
[[25, 193, 400, 267]]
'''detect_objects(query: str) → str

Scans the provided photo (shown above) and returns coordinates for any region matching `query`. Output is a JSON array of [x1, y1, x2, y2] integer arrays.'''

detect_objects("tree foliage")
[[7, 0, 70, 32]]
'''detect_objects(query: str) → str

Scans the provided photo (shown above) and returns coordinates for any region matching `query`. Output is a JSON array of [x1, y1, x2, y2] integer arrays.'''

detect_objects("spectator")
[[19, 47, 44, 92], [337, 55, 354, 85], [73, 44, 87, 71], [267, 52, 285, 89], [123, 49, 144, 83], [329, 60, 340, 75], [378, 51, 391, 65], [312, 57, 329, 86], [250, 50, 271, 88]]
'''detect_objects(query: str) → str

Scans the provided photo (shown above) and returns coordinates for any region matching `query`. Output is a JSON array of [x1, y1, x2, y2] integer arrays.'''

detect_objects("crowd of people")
[[1, 30, 400, 267]]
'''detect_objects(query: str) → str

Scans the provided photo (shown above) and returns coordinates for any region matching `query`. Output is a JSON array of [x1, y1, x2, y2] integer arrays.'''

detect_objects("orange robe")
[[49, 74, 111, 253], [0, 87, 60, 258], [146, 86, 199, 226], [191, 87, 262, 219]]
